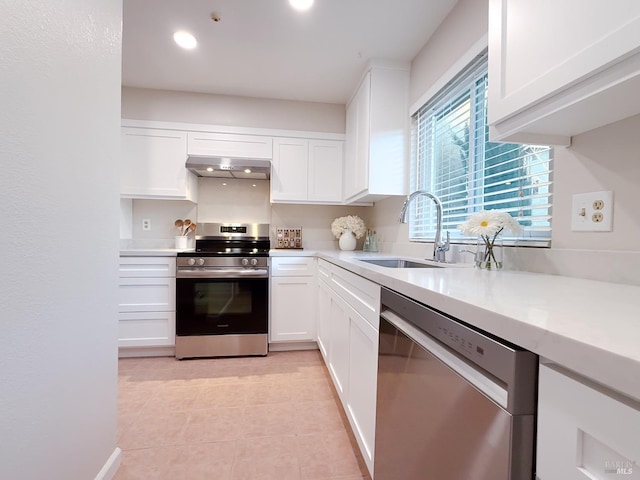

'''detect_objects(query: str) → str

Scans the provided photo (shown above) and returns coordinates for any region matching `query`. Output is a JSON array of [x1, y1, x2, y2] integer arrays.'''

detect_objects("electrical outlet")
[[142, 218, 151, 231], [571, 191, 613, 232]]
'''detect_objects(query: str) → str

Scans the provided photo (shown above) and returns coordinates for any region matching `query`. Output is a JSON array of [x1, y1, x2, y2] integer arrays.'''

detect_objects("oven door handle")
[[177, 268, 269, 278]]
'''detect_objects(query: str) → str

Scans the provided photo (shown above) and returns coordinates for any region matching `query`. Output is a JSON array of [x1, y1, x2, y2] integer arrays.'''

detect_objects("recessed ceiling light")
[[244, 168, 252, 174], [252, 184, 257, 187], [206, 167, 214, 172], [173, 31, 197, 50], [222, 182, 227, 186], [289, 0, 314, 12]]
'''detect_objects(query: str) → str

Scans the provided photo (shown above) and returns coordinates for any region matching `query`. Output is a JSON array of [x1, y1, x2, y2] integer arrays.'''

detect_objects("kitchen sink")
[[358, 258, 443, 269]]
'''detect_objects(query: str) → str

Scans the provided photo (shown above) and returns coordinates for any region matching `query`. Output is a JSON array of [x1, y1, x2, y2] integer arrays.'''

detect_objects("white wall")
[[369, 0, 640, 285], [0, 1, 121, 479], [271, 203, 373, 250], [126, 179, 373, 251], [122, 86, 346, 133]]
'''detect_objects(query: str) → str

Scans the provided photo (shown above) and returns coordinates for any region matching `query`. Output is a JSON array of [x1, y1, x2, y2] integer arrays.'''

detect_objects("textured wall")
[[0, 0, 122, 478]]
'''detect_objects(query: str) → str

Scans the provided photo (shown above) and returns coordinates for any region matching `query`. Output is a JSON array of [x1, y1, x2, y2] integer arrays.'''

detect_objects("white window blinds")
[[410, 51, 553, 243]]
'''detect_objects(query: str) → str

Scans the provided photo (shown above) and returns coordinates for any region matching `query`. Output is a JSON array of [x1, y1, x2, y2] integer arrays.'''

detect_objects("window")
[[410, 50, 552, 244]]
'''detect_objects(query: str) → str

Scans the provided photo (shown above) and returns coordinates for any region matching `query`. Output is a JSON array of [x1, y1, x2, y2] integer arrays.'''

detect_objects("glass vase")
[[475, 236, 503, 270]]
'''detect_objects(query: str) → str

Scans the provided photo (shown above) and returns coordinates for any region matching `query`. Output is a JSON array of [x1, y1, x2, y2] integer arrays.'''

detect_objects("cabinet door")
[[270, 137, 309, 202], [118, 311, 175, 348], [316, 278, 331, 359], [488, 0, 640, 144], [121, 128, 192, 199], [344, 72, 371, 200], [118, 277, 176, 313], [186, 131, 272, 159], [270, 276, 317, 342], [328, 293, 350, 403], [308, 140, 343, 202], [347, 308, 378, 476], [536, 364, 640, 480]]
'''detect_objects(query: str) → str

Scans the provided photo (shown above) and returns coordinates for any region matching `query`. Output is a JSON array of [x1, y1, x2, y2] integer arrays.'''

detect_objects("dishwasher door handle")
[[381, 308, 509, 410]]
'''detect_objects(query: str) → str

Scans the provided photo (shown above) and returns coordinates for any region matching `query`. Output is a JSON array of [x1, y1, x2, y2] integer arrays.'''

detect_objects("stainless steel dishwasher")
[[375, 287, 538, 480]]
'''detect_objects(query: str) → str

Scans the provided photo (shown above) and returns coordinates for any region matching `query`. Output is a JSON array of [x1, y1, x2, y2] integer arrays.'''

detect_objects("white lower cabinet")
[[118, 256, 176, 355], [269, 257, 317, 344], [347, 309, 378, 467], [118, 311, 175, 348], [328, 293, 351, 400], [536, 363, 640, 480], [316, 258, 380, 477], [316, 276, 331, 359]]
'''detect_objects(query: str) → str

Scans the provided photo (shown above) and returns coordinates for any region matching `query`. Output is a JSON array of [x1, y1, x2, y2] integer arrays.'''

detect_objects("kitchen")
[[3, 1, 640, 480]]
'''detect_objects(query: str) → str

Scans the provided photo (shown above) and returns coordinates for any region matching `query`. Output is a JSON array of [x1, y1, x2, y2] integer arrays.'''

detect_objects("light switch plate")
[[571, 191, 613, 232]]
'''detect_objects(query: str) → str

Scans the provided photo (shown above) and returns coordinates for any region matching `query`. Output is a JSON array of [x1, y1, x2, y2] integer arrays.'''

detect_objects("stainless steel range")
[[175, 223, 270, 359]]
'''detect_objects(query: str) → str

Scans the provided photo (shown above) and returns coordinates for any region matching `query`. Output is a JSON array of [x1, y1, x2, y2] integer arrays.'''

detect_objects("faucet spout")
[[399, 190, 449, 262]]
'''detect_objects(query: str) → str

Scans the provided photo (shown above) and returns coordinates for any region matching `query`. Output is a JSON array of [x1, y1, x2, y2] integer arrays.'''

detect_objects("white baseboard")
[[95, 447, 122, 480]]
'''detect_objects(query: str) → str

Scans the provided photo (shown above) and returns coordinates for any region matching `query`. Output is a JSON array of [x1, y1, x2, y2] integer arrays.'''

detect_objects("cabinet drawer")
[[119, 256, 176, 277], [118, 278, 176, 313], [536, 363, 640, 480], [326, 261, 380, 329], [187, 132, 272, 159], [271, 257, 316, 277], [317, 258, 331, 282], [118, 311, 175, 347]]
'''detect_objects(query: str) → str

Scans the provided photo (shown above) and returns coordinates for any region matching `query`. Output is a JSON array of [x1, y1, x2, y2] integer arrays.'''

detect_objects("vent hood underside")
[[186, 155, 271, 180]]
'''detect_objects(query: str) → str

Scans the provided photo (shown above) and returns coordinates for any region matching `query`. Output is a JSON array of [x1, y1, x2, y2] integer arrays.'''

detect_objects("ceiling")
[[122, 0, 458, 105]]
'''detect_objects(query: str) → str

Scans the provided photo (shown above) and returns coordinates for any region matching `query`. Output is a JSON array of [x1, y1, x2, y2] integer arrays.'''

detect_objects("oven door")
[[176, 275, 268, 336]]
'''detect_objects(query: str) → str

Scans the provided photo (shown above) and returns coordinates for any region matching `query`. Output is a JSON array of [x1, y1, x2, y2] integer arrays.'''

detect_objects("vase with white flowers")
[[331, 215, 366, 251], [458, 211, 522, 270]]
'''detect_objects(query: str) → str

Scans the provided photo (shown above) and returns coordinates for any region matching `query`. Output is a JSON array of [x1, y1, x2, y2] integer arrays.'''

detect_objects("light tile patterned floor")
[[115, 350, 372, 480]]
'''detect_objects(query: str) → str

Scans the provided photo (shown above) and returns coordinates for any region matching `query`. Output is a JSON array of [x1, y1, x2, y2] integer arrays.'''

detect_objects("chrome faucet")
[[399, 190, 450, 262]]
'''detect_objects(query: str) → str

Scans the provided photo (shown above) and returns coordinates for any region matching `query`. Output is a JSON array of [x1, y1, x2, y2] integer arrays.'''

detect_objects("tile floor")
[[116, 350, 372, 480]]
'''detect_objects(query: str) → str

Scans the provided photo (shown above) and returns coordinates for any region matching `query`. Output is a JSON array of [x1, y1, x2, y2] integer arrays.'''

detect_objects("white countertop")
[[119, 248, 194, 256], [316, 251, 640, 403]]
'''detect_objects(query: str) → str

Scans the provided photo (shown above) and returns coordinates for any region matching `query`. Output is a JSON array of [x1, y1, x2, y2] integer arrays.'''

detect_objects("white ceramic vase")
[[175, 235, 188, 249], [339, 230, 357, 251]]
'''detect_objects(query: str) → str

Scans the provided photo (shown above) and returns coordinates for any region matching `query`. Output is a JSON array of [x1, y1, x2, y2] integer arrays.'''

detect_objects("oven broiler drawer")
[[176, 317, 267, 336]]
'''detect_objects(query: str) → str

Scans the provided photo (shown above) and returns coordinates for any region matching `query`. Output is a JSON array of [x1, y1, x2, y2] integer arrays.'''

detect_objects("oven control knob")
[[250, 258, 258, 266], [241, 258, 249, 266], [187, 258, 196, 266], [197, 258, 205, 266]]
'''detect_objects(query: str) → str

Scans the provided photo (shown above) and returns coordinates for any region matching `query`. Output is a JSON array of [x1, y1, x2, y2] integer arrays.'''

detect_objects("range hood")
[[186, 155, 271, 180]]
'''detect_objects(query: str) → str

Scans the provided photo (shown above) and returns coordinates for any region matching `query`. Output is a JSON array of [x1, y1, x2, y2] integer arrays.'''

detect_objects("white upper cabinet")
[[308, 140, 343, 202], [488, 0, 640, 146], [271, 137, 309, 202], [121, 127, 197, 201], [186, 131, 273, 159], [344, 62, 409, 203], [271, 137, 343, 204]]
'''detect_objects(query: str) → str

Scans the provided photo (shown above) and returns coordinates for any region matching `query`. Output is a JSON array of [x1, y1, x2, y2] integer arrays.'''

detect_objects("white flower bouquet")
[[331, 215, 366, 239], [458, 211, 522, 269]]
